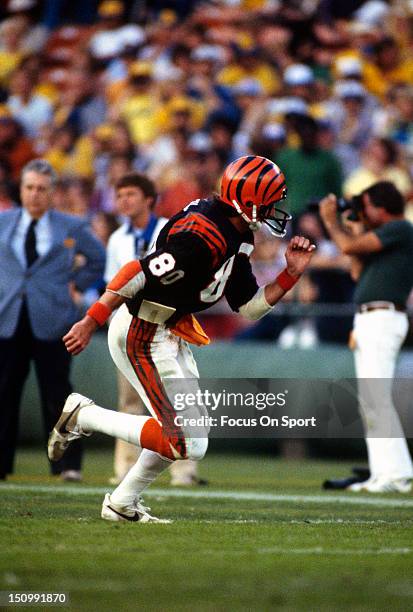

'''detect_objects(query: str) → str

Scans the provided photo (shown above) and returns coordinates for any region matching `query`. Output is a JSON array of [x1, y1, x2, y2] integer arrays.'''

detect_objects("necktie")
[[25, 219, 38, 267]]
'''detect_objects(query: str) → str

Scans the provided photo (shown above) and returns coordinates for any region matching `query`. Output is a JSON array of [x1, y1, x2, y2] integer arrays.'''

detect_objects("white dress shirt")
[[104, 216, 168, 283], [12, 209, 52, 268]]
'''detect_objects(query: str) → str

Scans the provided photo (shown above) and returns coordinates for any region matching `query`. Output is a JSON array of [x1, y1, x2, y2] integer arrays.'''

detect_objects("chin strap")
[[232, 199, 261, 231]]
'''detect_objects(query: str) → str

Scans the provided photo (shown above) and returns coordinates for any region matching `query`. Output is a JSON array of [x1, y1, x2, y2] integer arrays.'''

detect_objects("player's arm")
[[64, 232, 213, 354], [63, 260, 145, 355], [228, 236, 315, 320], [319, 194, 383, 255], [262, 235, 316, 307]]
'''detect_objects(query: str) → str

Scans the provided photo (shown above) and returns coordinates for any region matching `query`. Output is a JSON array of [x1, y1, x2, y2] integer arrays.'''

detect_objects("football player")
[[48, 155, 316, 522]]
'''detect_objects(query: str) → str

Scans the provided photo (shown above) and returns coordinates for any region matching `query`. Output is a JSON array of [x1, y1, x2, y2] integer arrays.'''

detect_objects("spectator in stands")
[[154, 146, 203, 219], [232, 78, 266, 145], [276, 115, 343, 219], [92, 153, 132, 214], [282, 63, 315, 105], [54, 69, 107, 136], [65, 178, 93, 217], [248, 122, 286, 161], [43, 125, 78, 176], [331, 80, 373, 176], [7, 66, 53, 138], [88, 0, 145, 65], [343, 137, 412, 199], [7, 0, 47, 54], [117, 61, 162, 146], [188, 44, 239, 127], [217, 45, 280, 96], [0, 16, 26, 86], [109, 120, 138, 163], [0, 112, 35, 184], [0, 158, 16, 210], [363, 35, 413, 99], [375, 85, 413, 164], [208, 116, 238, 164]]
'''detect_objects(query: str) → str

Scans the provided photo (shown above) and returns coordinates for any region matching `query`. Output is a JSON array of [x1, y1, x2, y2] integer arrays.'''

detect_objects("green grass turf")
[[1, 449, 413, 611]]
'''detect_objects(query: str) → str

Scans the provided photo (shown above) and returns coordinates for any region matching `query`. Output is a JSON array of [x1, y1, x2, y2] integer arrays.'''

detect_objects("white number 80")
[[148, 252, 184, 285], [149, 253, 176, 276]]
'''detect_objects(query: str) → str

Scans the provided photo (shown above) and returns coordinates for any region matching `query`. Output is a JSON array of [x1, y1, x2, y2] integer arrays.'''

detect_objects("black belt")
[[358, 301, 405, 314]]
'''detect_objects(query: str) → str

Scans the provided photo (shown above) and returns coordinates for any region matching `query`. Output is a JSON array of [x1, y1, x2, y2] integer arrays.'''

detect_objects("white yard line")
[[196, 547, 412, 556], [2, 483, 413, 508], [257, 547, 412, 556]]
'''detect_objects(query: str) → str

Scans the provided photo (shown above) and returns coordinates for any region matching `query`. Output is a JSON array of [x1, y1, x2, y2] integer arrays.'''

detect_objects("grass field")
[[1, 449, 413, 611]]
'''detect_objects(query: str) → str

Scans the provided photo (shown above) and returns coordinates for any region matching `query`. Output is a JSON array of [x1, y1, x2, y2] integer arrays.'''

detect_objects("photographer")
[[319, 181, 413, 493]]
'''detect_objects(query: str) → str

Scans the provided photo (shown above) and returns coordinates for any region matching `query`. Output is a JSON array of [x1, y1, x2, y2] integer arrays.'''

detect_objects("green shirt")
[[276, 147, 343, 217], [354, 219, 413, 306]]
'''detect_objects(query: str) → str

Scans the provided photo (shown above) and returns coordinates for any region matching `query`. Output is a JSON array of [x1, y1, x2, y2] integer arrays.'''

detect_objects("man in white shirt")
[[106, 172, 202, 486]]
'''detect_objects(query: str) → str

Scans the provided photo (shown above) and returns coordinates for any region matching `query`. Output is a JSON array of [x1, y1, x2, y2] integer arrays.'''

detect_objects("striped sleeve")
[[168, 213, 227, 267], [107, 260, 146, 298]]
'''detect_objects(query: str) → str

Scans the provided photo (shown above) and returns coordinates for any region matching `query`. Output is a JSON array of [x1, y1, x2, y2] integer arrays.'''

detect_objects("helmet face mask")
[[220, 156, 291, 237], [258, 188, 291, 237]]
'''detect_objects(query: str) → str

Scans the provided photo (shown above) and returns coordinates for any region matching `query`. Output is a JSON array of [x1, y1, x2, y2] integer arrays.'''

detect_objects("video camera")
[[307, 194, 363, 221]]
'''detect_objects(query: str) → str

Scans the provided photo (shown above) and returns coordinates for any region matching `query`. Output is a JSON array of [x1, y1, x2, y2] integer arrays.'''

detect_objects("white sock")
[[110, 449, 171, 507], [78, 405, 150, 446]]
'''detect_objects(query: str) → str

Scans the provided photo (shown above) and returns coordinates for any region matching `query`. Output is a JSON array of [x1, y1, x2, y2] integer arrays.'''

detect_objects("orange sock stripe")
[[140, 418, 177, 460], [107, 260, 143, 292]]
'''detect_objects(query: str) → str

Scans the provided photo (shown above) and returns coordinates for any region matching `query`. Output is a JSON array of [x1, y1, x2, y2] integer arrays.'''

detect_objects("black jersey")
[[126, 198, 259, 325]]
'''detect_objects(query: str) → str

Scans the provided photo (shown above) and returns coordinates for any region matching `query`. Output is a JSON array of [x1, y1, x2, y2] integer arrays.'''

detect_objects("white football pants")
[[354, 309, 412, 480], [108, 304, 209, 461]]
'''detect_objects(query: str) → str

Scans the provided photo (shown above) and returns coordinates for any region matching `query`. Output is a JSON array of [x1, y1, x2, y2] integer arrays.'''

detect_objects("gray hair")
[[21, 159, 58, 186]]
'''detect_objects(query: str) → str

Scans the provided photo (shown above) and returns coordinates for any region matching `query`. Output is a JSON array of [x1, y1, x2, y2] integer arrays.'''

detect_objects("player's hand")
[[285, 235, 316, 277], [63, 317, 97, 355], [319, 194, 338, 225]]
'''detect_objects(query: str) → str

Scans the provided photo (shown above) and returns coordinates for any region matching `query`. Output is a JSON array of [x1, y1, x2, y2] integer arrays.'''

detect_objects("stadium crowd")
[[1, 0, 413, 344]]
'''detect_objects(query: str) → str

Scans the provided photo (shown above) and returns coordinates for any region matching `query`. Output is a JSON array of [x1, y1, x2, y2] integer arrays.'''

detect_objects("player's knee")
[[184, 437, 208, 461]]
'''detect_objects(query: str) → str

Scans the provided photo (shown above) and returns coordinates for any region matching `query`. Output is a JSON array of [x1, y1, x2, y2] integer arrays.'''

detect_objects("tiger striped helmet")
[[220, 155, 291, 236]]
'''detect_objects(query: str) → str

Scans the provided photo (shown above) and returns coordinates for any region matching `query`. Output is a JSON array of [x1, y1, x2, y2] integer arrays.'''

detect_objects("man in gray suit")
[[0, 159, 105, 481]]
